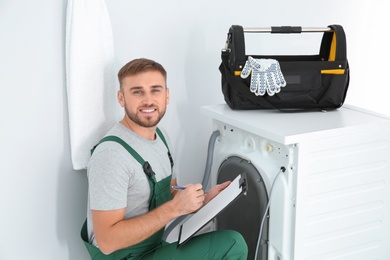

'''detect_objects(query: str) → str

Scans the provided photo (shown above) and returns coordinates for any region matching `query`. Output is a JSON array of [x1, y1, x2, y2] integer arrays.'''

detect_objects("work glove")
[[240, 56, 286, 96]]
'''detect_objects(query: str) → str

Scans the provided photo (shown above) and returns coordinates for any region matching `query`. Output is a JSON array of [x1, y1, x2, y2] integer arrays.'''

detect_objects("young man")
[[83, 58, 248, 259]]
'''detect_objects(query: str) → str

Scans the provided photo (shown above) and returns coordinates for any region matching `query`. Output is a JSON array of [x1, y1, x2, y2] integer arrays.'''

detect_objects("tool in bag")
[[220, 25, 350, 110]]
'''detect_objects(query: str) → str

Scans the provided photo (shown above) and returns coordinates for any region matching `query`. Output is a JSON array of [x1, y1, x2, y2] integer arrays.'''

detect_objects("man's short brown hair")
[[117, 58, 167, 88]]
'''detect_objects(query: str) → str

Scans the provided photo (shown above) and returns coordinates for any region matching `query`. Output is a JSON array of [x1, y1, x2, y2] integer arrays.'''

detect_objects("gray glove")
[[241, 56, 286, 96]]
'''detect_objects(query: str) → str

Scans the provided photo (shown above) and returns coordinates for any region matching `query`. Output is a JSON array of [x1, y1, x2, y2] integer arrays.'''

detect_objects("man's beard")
[[124, 105, 166, 128]]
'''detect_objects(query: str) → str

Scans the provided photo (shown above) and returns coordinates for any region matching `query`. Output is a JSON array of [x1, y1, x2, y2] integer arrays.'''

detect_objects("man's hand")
[[171, 183, 205, 215], [203, 181, 231, 205]]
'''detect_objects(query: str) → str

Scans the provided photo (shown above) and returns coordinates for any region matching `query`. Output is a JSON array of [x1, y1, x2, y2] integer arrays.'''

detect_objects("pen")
[[172, 185, 186, 190]]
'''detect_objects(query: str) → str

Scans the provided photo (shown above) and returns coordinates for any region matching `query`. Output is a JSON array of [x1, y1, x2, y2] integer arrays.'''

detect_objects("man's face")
[[118, 70, 169, 128]]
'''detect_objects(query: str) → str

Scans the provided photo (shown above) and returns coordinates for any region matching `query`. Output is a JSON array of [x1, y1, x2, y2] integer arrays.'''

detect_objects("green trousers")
[[140, 230, 248, 260]]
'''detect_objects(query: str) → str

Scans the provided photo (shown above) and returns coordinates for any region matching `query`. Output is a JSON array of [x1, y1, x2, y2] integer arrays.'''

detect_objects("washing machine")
[[202, 104, 390, 260]]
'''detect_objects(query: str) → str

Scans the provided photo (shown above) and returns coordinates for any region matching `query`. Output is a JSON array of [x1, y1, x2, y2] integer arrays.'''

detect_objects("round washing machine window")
[[217, 156, 269, 260]]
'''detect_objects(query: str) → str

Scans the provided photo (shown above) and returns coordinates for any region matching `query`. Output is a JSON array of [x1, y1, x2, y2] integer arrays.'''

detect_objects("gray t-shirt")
[[87, 123, 176, 246]]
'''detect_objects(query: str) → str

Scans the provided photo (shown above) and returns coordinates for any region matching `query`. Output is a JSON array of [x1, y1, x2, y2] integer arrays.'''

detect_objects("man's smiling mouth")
[[140, 108, 156, 113]]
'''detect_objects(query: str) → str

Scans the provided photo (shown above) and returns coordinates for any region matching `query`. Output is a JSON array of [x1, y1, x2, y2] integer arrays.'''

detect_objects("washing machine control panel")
[[217, 122, 293, 163]]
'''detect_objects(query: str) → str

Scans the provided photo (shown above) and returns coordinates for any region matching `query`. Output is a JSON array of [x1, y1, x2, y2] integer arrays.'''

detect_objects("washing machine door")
[[217, 156, 269, 260]]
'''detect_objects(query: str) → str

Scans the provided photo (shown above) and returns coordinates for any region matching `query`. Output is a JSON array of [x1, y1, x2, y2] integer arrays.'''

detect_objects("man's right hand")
[[171, 183, 204, 215]]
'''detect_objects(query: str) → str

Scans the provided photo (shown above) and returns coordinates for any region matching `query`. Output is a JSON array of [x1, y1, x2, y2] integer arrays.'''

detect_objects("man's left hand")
[[203, 181, 231, 205]]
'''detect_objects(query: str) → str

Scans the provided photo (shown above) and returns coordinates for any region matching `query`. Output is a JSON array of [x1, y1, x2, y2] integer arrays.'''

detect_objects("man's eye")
[[152, 89, 161, 93], [132, 90, 143, 95]]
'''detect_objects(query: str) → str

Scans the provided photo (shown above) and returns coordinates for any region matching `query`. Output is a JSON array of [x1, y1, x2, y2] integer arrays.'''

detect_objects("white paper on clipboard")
[[177, 173, 247, 247]]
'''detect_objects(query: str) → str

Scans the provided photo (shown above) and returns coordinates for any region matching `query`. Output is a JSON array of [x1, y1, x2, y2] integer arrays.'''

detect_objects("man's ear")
[[117, 90, 125, 107], [166, 87, 170, 105]]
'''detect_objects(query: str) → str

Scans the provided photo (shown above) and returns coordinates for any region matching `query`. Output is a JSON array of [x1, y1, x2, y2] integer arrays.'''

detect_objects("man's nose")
[[141, 92, 154, 105]]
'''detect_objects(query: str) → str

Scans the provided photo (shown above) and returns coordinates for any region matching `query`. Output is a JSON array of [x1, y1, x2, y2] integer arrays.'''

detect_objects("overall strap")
[[93, 135, 157, 186], [156, 128, 169, 151], [156, 127, 174, 169], [90, 127, 174, 181], [94, 136, 145, 165]]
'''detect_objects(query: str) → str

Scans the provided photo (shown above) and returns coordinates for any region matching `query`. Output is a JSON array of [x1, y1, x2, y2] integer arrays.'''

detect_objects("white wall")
[[0, 0, 388, 259], [106, 0, 390, 185], [0, 0, 89, 259]]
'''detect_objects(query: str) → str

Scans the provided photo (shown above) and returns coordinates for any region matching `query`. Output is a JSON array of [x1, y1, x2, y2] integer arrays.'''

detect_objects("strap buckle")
[[143, 161, 155, 180]]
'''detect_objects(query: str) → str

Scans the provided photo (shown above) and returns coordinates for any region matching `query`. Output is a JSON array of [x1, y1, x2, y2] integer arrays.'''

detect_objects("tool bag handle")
[[224, 24, 347, 75], [244, 26, 329, 33]]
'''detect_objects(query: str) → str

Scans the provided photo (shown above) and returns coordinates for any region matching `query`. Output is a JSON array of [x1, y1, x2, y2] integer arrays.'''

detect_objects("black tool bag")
[[220, 25, 350, 110]]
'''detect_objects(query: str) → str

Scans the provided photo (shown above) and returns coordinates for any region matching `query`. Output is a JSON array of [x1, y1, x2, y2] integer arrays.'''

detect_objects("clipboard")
[[177, 172, 247, 247]]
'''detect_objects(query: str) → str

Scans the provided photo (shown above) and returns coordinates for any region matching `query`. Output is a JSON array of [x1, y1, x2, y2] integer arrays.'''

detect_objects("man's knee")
[[215, 230, 248, 259]]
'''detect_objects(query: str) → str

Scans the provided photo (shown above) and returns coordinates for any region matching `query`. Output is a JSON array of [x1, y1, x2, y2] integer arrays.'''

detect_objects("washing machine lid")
[[201, 104, 390, 144]]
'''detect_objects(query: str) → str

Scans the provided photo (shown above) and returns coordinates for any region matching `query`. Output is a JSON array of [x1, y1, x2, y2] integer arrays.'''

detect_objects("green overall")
[[81, 128, 174, 260]]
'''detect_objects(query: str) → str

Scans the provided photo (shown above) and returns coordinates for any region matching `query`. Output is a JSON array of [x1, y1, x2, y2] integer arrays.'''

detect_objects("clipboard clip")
[[239, 172, 248, 195]]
